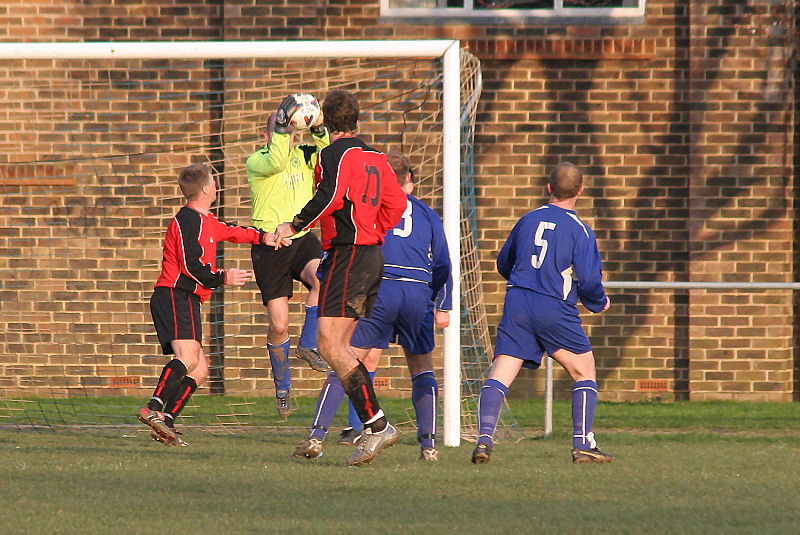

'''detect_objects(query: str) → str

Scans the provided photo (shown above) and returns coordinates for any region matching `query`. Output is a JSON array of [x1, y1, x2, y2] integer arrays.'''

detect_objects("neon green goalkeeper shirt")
[[246, 128, 330, 238]]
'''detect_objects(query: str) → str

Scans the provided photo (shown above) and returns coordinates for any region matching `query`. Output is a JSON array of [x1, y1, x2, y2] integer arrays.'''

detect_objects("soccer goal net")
[[0, 41, 520, 445]]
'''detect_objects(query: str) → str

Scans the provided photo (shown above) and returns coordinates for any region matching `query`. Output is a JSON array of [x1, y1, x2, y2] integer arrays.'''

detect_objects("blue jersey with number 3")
[[496, 204, 607, 313], [351, 194, 452, 353], [381, 194, 452, 311]]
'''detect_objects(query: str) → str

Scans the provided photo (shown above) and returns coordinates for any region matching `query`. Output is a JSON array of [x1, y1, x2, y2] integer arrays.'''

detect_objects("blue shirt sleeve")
[[496, 220, 520, 281], [428, 210, 452, 310], [573, 227, 607, 312]]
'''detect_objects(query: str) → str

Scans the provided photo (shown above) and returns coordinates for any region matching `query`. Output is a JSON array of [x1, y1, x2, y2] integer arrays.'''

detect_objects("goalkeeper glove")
[[310, 109, 325, 136], [275, 94, 298, 134]]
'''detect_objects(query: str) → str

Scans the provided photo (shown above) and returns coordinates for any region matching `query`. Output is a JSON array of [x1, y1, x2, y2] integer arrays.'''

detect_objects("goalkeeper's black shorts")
[[251, 232, 322, 304]]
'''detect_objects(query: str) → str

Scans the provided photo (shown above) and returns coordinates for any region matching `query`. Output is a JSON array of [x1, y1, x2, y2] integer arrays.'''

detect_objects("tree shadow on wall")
[[473, 1, 794, 400]]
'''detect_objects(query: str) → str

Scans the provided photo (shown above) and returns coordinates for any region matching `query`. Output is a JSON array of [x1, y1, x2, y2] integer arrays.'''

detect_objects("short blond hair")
[[549, 162, 583, 200], [178, 163, 212, 201]]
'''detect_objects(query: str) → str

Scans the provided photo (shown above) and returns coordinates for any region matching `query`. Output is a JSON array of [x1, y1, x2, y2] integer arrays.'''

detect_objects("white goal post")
[[0, 40, 464, 446]]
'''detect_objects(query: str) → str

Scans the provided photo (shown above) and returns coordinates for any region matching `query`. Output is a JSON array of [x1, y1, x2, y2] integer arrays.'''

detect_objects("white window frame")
[[380, 0, 646, 23]]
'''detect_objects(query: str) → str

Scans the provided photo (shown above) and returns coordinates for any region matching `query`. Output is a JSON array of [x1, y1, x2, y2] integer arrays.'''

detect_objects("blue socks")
[[267, 339, 291, 398], [477, 378, 508, 448], [347, 371, 374, 432], [412, 371, 438, 450], [310, 371, 346, 440], [298, 305, 318, 350], [572, 380, 598, 451]]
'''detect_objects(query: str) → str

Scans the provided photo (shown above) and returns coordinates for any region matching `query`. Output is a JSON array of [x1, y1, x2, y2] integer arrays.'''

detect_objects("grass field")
[[2, 398, 799, 534]]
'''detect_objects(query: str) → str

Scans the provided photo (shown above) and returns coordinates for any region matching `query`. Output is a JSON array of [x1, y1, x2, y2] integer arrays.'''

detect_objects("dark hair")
[[322, 90, 359, 133], [178, 163, 212, 201], [386, 151, 411, 187], [548, 162, 583, 200]]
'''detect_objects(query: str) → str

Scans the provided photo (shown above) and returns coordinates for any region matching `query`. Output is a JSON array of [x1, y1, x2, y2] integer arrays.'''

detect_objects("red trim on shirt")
[[341, 246, 357, 316]]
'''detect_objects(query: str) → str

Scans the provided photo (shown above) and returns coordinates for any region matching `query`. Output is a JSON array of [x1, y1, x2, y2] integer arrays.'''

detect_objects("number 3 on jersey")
[[393, 199, 413, 238], [531, 221, 556, 269]]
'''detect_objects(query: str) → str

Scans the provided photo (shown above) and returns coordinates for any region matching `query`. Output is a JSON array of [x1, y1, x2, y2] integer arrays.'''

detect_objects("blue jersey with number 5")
[[496, 204, 607, 313], [381, 194, 452, 311]]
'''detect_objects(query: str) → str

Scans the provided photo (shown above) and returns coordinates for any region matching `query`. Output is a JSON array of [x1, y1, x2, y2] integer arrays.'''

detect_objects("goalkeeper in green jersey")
[[247, 94, 330, 418]]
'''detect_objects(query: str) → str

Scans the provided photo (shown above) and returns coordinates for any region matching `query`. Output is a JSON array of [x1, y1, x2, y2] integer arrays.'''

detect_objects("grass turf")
[[1, 398, 799, 534]]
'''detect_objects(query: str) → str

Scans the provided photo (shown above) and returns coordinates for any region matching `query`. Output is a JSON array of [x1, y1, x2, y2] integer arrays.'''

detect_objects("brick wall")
[[0, 0, 797, 402], [685, 0, 796, 400]]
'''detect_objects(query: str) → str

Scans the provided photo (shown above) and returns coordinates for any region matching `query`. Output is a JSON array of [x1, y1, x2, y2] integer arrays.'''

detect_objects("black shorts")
[[150, 286, 202, 355], [251, 232, 322, 305], [319, 244, 383, 319]]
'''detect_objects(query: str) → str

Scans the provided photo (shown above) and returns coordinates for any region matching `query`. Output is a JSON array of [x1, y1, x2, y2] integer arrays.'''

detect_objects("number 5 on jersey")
[[531, 221, 556, 269]]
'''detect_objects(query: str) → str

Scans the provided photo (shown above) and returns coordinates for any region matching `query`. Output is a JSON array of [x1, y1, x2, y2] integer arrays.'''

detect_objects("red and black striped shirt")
[[290, 135, 407, 250], [155, 205, 264, 303]]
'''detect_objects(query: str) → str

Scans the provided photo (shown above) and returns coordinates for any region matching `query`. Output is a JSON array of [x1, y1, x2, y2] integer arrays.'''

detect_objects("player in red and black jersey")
[[289, 132, 405, 250], [139, 163, 278, 447], [275, 90, 407, 465]]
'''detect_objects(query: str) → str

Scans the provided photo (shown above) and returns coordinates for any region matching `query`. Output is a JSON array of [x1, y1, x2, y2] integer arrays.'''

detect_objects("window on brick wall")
[[381, 0, 646, 23]]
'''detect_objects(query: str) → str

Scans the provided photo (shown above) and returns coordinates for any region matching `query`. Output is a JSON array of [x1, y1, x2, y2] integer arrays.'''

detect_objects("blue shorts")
[[494, 286, 592, 369], [351, 279, 435, 355]]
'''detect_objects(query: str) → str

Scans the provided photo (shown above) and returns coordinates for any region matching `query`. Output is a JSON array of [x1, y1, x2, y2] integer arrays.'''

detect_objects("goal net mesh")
[[0, 49, 521, 440]]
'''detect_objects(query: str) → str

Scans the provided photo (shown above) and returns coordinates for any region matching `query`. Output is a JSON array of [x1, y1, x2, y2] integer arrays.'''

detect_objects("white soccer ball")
[[288, 93, 321, 131]]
